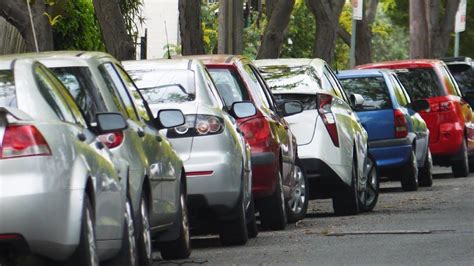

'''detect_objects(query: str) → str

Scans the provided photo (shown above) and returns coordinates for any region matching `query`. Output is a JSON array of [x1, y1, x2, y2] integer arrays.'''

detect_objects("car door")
[[31, 64, 124, 240], [112, 63, 180, 224]]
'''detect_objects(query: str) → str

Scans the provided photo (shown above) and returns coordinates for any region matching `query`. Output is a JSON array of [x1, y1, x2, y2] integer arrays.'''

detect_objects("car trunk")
[[357, 110, 395, 141], [284, 110, 318, 145]]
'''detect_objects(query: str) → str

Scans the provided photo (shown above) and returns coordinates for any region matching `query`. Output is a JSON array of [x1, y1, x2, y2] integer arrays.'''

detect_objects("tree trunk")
[[0, 0, 53, 52], [179, 0, 205, 55], [257, 0, 295, 59], [218, 0, 244, 54], [93, 0, 135, 60], [355, 0, 379, 65], [266, 0, 277, 18], [306, 0, 345, 64], [410, 0, 431, 58], [430, 0, 460, 58]]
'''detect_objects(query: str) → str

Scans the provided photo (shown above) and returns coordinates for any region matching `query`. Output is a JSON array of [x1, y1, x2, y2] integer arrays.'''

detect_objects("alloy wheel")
[[86, 208, 99, 266], [288, 165, 306, 214], [140, 199, 152, 261]]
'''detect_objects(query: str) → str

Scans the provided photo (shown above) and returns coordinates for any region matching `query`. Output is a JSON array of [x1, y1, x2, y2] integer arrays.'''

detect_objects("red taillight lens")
[[393, 109, 408, 138], [0, 125, 51, 159], [98, 132, 124, 149], [429, 101, 455, 112], [0, 234, 21, 240], [317, 94, 339, 147], [239, 117, 271, 147], [170, 115, 224, 138]]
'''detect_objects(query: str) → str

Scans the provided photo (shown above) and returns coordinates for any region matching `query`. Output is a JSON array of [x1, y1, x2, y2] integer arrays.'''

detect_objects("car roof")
[[122, 58, 196, 70], [254, 58, 327, 69], [179, 54, 246, 65], [357, 59, 442, 69], [337, 69, 388, 78], [0, 51, 117, 68]]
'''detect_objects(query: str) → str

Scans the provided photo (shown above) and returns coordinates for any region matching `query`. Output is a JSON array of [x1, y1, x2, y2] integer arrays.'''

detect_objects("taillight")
[[393, 109, 408, 138], [168, 114, 224, 138], [0, 234, 21, 240], [429, 101, 455, 112], [239, 117, 271, 146], [0, 125, 51, 159], [317, 94, 339, 147], [98, 132, 124, 149]]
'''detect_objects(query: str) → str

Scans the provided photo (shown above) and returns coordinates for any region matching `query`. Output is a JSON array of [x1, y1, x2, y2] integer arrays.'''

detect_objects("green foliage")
[[201, 3, 219, 54], [119, 0, 145, 45], [281, 0, 315, 58], [51, 0, 104, 51], [372, 9, 409, 62], [243, 11, 266, 59]]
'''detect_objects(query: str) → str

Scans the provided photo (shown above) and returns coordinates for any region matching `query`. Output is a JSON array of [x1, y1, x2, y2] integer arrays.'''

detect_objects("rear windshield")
[[51, 67, 106, 123], [208, 68, 250, 108], [258, 65, 323, 93], [339, 76, 392, 110], [273, 93, 317, 111], [127, 69, 195, 103], [395, 68, 446, 100], [0, 70, 16, 107], [450, 67, 474, 94]]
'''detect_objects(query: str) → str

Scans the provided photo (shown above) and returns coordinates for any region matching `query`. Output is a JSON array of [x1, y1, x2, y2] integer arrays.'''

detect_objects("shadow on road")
[[433, 173, 454, 179], [305, 212, 336, 218]]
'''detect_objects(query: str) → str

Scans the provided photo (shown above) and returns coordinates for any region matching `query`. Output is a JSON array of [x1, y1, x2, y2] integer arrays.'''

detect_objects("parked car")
[[358, 60, 474, 177], [123, 59, 256, 246], [256, 59, 378, 215], [442, 57, 474, 107], [337, 69, 433, 190], [194, 55, 308, 227], [0, 58, 133, 265], [30, 51, 191, 263]]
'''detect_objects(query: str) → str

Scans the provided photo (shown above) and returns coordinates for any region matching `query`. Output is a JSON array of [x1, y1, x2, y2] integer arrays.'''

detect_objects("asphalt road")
[[153, 167, 474, 265]]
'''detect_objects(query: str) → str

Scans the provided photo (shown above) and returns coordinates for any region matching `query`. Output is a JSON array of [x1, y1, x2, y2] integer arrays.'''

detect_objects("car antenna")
[[164, 21, 172, 59]]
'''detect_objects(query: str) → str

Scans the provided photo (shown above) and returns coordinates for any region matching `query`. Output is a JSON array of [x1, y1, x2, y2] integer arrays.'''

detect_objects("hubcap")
[[125, 200, 137, 266], [181, 191, 190, 249], [140, 199, 152, 260], [288, 165, 306, 214], [86, 208, 99, 266]]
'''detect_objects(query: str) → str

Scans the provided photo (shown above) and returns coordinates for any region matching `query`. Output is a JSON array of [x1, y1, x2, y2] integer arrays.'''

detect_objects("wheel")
[[358, 156, 379, 212], [219, 196, 248, 246], [333, 158, 359, 216], [246, 196, 258, 238], [285, 160, 309, 223], [160, 183, 191, 260], [136, 194, 153, 266], [400, 150, 419, 191], [66, 194, 99, 266], [104, 197, 138, 266], [418, 149, 433, 187], [258, 171, 287, 230], [452, 140, 469, 178]]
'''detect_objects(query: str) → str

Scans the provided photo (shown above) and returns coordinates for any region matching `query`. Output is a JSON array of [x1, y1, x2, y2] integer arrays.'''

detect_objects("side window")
[[114, 65, 151, 121], [323, 66, 348, 102], [442, 66, 463, 97], [202, 67, 226, 109], [390, 75, 409, 106], [250, 65, 278, 111], [243, 64, 270, 109], [34, 65, 77, 124], [99, 63, 139, 121]]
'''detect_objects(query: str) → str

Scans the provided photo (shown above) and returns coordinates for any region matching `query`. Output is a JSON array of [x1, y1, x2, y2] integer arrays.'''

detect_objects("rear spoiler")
[[0, 107, 33, 123]]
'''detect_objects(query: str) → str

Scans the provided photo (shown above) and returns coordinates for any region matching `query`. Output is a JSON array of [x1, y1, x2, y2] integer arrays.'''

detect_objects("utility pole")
[[454, 0, 467, 57], [218, 0, 243, 54], [350, 0, 363, 68]]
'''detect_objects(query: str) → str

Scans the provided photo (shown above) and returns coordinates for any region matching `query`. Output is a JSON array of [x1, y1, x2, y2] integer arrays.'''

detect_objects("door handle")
[[77, 133, 86, 142], [156, 135, 162, 142], [137, 130, 145, 138]]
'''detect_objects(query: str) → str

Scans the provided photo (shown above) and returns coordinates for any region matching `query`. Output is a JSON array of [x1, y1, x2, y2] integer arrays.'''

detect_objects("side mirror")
[[410, 99, 430, 112], [96, 113, 128, 134], [282, 101, 303, 117], [230, 101, 257, 119], [350, 93, 365, 109], [155, 109, 185, 129]]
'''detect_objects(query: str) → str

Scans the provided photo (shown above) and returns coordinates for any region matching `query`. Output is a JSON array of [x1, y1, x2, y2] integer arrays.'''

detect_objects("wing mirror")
[[350, 93, 365, 109], [410, 99, 430, 112], [282, 101, 304, 117], [95, 112, 128, 134], [155, 109, 185, 130], [230, 101, 257, 119]]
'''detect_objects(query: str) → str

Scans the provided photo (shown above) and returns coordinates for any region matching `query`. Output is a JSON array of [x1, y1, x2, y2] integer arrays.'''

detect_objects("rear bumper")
[[368, 138, 412, 169], [429, 122, 464, 157], [250, 152, 278, 199]]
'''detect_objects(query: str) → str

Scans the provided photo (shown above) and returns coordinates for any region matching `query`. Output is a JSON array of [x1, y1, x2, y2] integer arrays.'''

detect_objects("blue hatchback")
[[338, 69, 433, 191]]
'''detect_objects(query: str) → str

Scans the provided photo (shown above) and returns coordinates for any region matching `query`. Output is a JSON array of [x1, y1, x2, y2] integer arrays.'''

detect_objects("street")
[[154, 167, 474, 265]]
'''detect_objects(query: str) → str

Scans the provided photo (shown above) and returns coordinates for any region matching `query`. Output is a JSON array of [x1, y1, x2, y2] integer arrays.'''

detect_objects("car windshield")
[[395, 68, 446, 100], [0, 70, 16, 107], [339, 76, 392, 110], [127, 69, 196, 103], [208, 68, 250, 108], [258, 65, 323, 93], [450, 67, 474, 94], [273, 94, 317, 111]]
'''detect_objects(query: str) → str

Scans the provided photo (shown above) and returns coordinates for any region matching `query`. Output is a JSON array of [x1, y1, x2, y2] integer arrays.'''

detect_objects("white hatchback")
[[256, 58, 379, 215]]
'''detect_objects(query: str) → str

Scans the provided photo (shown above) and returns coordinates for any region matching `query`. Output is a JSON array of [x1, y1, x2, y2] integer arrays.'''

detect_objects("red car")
[[194, 55, 308, 229], [358, 60, 474, 177]]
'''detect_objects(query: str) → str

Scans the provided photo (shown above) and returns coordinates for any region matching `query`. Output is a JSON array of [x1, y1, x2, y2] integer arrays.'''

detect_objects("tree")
[[93, 0, 135, 60], [257, 0, 295, 59], [0, 0, 53, 52], [218, 0, 244, 54], [410, 0, 460, 59], [179, 0, 205, 55], [306, 0, 345, 64]]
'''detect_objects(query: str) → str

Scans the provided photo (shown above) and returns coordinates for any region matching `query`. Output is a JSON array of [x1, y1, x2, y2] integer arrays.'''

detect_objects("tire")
[[418, 149, 433, 187], [66, 194, 99, 266], [400, 150, 419, 191], [104, 197, 138, 266], [285, 160, 309, 223], [246, 196, 258, 239], [358, 156, 379, 212], [136, 194, 153, 266], [160, 183, 191, 260], [333, 158, 359, 216], [258, 171, 287, 231], [452, 140, 469, 178], [219, 197, 248, 246]]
